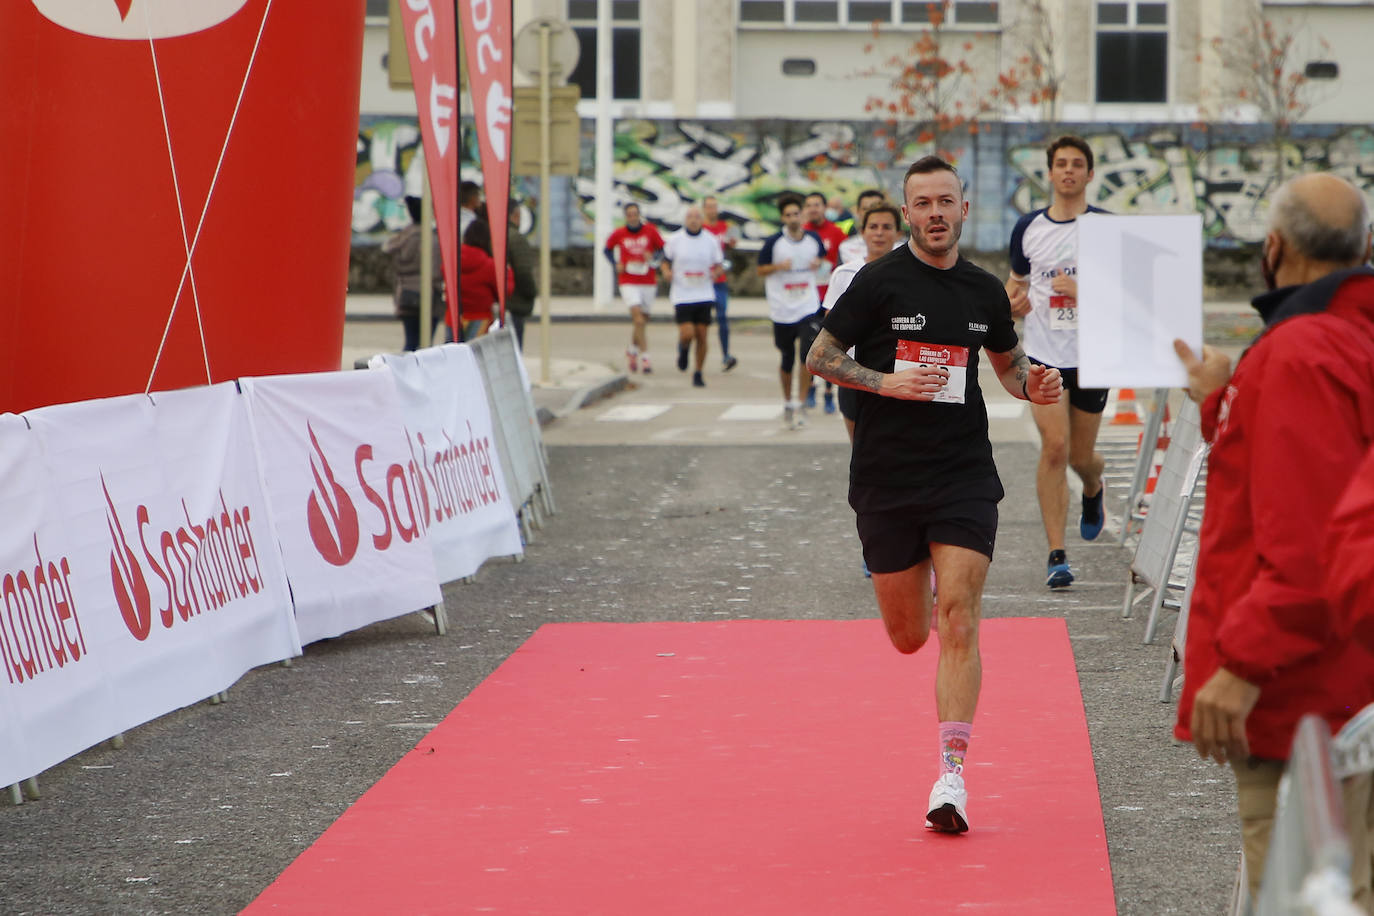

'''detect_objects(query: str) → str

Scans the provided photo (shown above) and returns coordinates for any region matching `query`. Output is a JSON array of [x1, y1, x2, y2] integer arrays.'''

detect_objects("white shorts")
[[620, 283, 656, 311]]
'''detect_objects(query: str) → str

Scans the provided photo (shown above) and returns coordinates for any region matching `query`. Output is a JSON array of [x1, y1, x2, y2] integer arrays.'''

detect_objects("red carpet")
[[247, 619, 1115, 914]]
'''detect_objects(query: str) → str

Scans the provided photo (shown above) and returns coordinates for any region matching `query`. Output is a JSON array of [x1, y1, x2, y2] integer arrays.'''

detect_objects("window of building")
[[1095, 1, 1168, 102], [740, 0, 999, 27], [1304, 60, 1339, 80], [567, 2, 642, 101]]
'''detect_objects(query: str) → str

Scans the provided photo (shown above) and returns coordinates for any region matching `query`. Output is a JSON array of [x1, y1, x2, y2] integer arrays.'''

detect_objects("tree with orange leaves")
[[1203, 5, 1333, 179], [859, 1, 1046, 166]]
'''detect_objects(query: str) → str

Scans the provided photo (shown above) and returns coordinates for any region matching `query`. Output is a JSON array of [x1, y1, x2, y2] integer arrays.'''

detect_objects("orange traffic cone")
[[1143, 448, 1166, 494], [1111, 388, 1142, 425]]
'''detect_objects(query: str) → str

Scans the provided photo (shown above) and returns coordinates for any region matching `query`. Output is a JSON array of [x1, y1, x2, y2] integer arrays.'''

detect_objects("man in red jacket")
[[1173, 172, 1374, 905], [1326, 444, 1374, 656]]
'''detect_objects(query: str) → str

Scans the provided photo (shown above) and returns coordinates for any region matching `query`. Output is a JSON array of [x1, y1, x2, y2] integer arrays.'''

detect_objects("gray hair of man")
[[1268, 175, 1371, 264]]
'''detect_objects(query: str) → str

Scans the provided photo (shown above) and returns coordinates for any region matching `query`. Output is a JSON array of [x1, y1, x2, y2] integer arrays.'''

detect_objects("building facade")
[[355, 1, 1374, 258]]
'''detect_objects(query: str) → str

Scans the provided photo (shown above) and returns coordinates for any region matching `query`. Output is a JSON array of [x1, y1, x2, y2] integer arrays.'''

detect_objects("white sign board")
[[240, 369, 443, 646], [2, 386, 301, 788], [1076, 213, 1204, 388], [372, 345, 524, 583]]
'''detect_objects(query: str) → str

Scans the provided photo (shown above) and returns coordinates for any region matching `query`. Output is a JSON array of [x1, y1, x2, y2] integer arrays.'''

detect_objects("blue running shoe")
[[1046, 550, 1074, 588], [1080, 488, 1105, 541], [862, 558, 872, 578], [823, 390, 836, 414], [804, 386, 817, 409]]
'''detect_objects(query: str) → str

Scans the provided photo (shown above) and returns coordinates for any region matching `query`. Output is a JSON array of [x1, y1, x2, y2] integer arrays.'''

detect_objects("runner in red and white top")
[[804, 192, 851, 415], [662, 205, 724, 387], [702, 195, 740, 371], [604, 202, 666, 373]]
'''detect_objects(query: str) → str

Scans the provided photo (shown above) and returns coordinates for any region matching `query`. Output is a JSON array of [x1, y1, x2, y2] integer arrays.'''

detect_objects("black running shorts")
[[837, 386, 858, 421], [850, 478, 1003, 573], [674, 302, 714, 326], [1028, 358, 1110, 414]]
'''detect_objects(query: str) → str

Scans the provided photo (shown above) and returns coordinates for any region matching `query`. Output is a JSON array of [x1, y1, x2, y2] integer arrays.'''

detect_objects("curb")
[[539, 374, 630, 427]]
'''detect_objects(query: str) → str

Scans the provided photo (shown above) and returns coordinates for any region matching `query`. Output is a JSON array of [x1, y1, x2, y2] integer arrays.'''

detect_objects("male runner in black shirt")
[[807, 156, 1063, 834]]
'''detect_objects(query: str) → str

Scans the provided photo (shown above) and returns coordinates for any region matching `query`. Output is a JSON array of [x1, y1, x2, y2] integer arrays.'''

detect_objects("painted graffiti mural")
[[362, 116, 1374, 250], [1005, 126, 1374, 245], [355, 117, 536, 238]]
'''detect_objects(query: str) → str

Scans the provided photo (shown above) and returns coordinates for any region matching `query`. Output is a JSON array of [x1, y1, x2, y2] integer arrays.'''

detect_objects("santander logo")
[[102, 474, 267, 642], [306, 423, 361, 567], [104, 477, 153, 641], [32, 0, 249, 40]]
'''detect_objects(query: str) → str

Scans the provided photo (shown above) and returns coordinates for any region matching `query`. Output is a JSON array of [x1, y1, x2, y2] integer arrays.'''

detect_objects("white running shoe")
[[793, 406, 809, 429], [782, 403, 795, 429], [925, 772, 969, 833]]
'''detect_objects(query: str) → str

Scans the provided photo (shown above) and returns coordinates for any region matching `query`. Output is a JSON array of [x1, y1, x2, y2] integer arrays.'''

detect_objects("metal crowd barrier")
[[1122, 397, 1208, 644], [1159, 536, 1200, 703], [1238, 710, 1373, 916], [1118, 388, 1172, 547], [467, 329, 556, 546]]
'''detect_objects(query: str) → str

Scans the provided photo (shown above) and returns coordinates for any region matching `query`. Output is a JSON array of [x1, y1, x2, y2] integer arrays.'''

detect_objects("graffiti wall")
[[1004, 125, 1374, 248], [360, 115, 1374, 252]]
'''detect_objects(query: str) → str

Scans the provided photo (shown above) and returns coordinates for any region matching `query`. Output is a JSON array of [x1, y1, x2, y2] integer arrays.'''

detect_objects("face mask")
[[825, 208, 840, 222]]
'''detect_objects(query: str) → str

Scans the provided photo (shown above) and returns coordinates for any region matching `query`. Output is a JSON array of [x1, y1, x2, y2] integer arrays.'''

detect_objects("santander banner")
[[371, 345, 523, 581], [459, 0, 514, 322], [0, 1, 365, 413], [1, 385, 301, 789], [239, 369, 444, 646], [394, 0, 463, 330]]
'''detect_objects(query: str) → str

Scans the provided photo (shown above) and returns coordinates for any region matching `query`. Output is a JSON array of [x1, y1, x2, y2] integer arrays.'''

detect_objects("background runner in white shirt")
[[757, 193, 826, 429], [837, 188, 899, 265], [662, 206, 724, 387], [821, 202, 903, 441], [1004, 135, 1111, 589]]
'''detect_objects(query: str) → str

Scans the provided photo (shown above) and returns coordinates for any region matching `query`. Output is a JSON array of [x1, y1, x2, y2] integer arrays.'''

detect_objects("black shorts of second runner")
[[772, 318, 803, 372], [674, 302, 714, 326], [1028, 357, 1110, 414], [837, 386, 858, 421], [850, 476, 1004, 573]]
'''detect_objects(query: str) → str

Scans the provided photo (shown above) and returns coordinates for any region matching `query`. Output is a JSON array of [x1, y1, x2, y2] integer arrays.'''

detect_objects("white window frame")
[[1091, 0, 1172, 107], [566, 1, 645, 105], [737, 0, 1000, 30]]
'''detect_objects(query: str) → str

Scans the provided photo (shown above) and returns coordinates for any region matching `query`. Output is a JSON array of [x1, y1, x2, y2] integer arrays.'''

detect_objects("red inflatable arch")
[[0, 1, 365, 413]]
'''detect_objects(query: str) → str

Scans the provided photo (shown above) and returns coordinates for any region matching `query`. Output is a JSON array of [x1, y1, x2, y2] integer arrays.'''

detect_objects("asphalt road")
[[1, 318, 1241, 915]]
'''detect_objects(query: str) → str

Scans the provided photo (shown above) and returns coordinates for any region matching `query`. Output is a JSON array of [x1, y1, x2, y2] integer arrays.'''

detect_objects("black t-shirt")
[[822, 245, 1019, 489]]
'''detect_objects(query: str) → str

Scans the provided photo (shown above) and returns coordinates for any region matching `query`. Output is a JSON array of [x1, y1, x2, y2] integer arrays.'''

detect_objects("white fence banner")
[[372, 345, 523, 582], [1, 385, 301, 788], [240, 369, 443, 645]]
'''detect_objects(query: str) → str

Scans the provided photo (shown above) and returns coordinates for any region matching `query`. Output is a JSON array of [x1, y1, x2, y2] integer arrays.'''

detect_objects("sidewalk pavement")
[[344, 293, 1262, 425]]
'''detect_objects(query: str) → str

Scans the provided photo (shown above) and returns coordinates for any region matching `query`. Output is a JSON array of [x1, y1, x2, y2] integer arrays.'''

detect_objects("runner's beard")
[[912, 218, 963, 258]]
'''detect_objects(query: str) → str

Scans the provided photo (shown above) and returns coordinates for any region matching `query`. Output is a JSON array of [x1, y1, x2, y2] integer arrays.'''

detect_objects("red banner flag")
[[459, 0, 513, 323], [395, 0, 461, 331]]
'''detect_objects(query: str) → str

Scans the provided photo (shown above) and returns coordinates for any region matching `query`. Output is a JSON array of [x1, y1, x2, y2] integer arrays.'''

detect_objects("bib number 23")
[[1049, 295, 1077, 330]]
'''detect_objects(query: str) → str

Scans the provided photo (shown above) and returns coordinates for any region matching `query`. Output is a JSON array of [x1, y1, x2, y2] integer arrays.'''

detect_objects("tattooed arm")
[[806, 329, 951, 401], [985, 343, 1063, 405]]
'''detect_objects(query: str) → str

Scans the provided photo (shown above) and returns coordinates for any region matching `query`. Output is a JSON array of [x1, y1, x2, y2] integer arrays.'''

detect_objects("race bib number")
[[626, 260, 650, 276], [1049, 294, 1077, 330], [784, 281, 810, 302], [895, 340, 969, 405]]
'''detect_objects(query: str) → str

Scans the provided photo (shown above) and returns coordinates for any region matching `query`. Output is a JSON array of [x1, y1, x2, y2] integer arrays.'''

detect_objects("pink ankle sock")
[[939, 721, 972, 776]]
